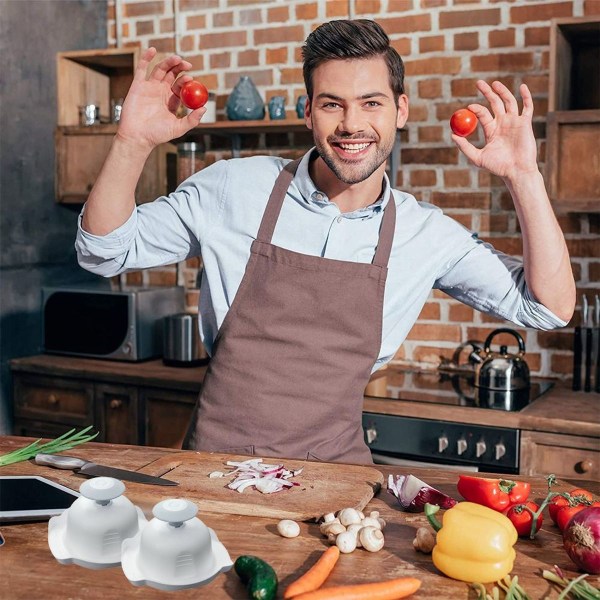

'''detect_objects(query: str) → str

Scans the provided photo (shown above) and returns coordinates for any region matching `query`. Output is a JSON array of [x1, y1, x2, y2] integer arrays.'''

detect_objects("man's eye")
[[365, 101, 381, 107], [322, 102, 341, 109]]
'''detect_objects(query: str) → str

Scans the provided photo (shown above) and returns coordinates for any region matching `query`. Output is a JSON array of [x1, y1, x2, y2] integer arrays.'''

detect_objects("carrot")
[[287, 577, 422, 600], [283, 546, 340, 599]]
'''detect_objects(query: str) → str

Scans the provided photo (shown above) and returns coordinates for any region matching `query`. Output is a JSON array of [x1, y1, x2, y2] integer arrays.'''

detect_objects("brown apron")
[[187, 158, 396, 464]]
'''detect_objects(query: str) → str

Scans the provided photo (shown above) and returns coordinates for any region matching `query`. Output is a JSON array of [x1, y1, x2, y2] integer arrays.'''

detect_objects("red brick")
[[522, 74, 549, 94], [255, 25, 305, 45], [489, 28, 516, 48], [418, 125, 443, 142], [454, 32, 479, 51], [485, 214, 511, 235], [391, 38, 412, 56], [584, 0, 600, 15], [326, 0, 347, 17], [431, 191, 491, 209], [210, 52, 231, 69], [551, 353, 573, 376], [406, 323, 462, 342], [148, 268, 177, 286], [267, 6, 289, 23], [148, 37, 175, 53], [240, 9, 262, 25], [440, 8, 500, 29], [281, 68, 303, 85], [471, 52, 535, 72], [449, 303, 474, 322], [213, 11, 234, 27], [181, 0, 217, 8], [444, 169, 471, 187], [125, 271, 143, 286], [435, 101, 467, 120], [200, 30, 246, 49], [186, 290, 200, 310], [589, 262, 600, 281], [238, 49, 259, 67], [485, 236, 523, 255], [525, 26, 550, 46], [571, 262, 582, 282], [225, 69, 272, 88], [418, 78, 442, 99], [419, 302, 441, 319], [180, 35, 195, 52], [451, 78, 479, 97], [408, 104, 429, 121], [405, 56, 461, 75], [447, 213, 473, 229], [159, 18, 174, 34], [124, 1, 164, 17], [381, 14, 431, 34], [537, 330, 573, 350], [186, 15, 206, 29], [419, 0, 446, 7], [356, 0, 382, 13], [266, 47, 287, 64], [402, 146, 459, 164], [590, 214, 600, 235], [390, 0, 415, 9], [420, 35, 445, 53], [136, 20, 154, 36], [410, 169, 437, 186], [510, 2, 572, 24], [295, 2, 318, 20], [566, 238, 600, 257]]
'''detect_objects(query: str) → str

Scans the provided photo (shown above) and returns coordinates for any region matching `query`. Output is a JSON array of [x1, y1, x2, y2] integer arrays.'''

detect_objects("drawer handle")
[[577, 459, 594, 474], [48, 394, 59, 406], [109, 399, 123, 410]]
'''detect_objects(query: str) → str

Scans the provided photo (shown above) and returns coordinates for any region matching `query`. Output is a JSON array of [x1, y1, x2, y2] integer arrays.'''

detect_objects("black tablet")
[[0, 476, 80, 523]]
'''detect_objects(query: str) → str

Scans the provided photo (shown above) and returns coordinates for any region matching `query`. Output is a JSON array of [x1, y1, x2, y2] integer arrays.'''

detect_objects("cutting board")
[[138, 452, 384, 522]]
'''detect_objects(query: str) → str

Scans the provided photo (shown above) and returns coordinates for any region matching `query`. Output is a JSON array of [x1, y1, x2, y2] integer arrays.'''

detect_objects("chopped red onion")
[[210, 458, 302, 494], [388, 474, 457, 512]]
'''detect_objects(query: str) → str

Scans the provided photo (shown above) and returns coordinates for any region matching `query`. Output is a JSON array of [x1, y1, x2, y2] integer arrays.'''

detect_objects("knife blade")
[[34, 453, 178, 486]]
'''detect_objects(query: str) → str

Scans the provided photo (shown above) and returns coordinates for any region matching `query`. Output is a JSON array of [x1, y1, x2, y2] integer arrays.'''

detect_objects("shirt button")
[[315, 193, 324, 200], [336, 216, 343, 223]]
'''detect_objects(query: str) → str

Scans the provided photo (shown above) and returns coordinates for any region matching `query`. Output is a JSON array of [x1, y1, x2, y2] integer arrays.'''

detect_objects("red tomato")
[[450, 108, 478, 137], [505, 502, 543, 537], [569, 488, 593, 503], [556, 504, 587, 531], [180, 80, 209, 110], [549, 495, 570, 525]]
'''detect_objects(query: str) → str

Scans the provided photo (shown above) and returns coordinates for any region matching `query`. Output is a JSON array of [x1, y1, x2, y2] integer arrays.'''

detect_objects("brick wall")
[[108, 0, 600, 381]]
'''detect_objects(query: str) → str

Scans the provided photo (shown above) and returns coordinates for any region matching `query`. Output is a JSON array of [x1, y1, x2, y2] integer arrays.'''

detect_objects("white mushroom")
[[336, 530, 358, 553], [360, 516, 382, 530], [346, 523, 364, 548], [325, 532, 338, 545], [319, 519, 345, 536], [359, 526, 385, 552], [337, 507, 362, 527], [413, 527, 436, 554], [277, 519, 300, 538], [322, 512, 336, 523]]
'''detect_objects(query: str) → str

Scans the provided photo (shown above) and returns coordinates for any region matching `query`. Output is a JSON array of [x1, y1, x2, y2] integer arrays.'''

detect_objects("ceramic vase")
[[226, 76, 265, 121]]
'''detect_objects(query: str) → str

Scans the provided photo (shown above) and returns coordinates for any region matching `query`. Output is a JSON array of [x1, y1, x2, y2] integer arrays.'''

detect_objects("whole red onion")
[[563, 507, 600, 574]]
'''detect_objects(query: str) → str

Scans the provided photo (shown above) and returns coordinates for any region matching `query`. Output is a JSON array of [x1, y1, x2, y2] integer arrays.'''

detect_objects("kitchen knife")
[[34, 453, 178, 486]]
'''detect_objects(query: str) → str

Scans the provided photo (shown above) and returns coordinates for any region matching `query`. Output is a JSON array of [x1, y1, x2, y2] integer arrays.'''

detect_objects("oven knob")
[[365, 425, 377, 445], [495, 442, 506, 461], [438, 435, 449, 453], [476, 439, 487, 458], [457, 437, 468, 456]]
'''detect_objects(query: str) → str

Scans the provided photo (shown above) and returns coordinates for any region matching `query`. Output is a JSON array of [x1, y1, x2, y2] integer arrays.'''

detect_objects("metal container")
[[162, 313, 208, 367]]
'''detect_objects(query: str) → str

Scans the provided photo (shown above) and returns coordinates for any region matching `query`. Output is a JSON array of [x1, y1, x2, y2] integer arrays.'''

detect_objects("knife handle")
[[35, 453, 87, 470], [572, 326, 582, 391], [584, 327, 593, 392]]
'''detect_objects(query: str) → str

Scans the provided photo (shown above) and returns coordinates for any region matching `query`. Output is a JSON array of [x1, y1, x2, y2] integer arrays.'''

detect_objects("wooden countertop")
[[11, 355, 600, 437], [1, 437, 599, 599]]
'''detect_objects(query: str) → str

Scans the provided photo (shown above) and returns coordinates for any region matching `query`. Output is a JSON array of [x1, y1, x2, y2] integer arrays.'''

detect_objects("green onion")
[[543, 566, 600, 600], [0, 426, 98, 466], [471, 576, 532, 600]]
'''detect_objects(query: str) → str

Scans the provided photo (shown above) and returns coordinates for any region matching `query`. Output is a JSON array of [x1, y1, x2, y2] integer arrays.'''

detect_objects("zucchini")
[[234, 555, 278, 600]]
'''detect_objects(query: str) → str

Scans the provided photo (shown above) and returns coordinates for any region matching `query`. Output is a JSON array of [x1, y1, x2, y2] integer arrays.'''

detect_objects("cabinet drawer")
[[13, 419, 85, 439], [13, 375, 93, 425], [521, 431, 600, 481], [141, 388, 196, 449]]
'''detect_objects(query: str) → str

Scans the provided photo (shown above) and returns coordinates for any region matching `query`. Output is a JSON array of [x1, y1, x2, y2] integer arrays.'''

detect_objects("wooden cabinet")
[[547, 17, 600, 213], [95, 383, 139, 445], [521, 430, 600, 481]]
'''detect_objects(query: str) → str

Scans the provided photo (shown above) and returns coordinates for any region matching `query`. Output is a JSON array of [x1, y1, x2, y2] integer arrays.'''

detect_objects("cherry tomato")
[[568, 488, 593, 503], [450, 108, 478, 137], [505, 501, 543, 537], [180, 80, 209, 110], [548, 495, 570, 525], [556, 504, 587, 531]]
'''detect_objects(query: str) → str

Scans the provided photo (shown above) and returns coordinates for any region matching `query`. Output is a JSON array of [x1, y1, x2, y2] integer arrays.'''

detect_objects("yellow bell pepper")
[[425, 502, 518, 583]]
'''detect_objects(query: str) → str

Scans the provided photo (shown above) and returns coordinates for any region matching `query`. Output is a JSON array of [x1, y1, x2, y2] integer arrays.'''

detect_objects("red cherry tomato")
[[548, 495, 570, 525], [556, 504, 587, 531], [504, 501, 543, 537], [568, 488, 594, 503], [450, 108, 478, 137], [180, 80, 209, 110]]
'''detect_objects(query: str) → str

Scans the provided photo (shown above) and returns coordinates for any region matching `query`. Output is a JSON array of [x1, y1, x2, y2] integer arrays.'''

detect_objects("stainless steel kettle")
[[470, 328, 530, 391]]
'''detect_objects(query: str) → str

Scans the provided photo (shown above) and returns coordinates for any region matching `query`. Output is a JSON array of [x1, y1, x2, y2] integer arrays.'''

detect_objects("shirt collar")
[[293, 148, 392, 217]]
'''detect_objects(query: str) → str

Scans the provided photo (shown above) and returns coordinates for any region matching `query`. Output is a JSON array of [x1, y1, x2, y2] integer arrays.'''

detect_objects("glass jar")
[[177, 142, 205, 184]]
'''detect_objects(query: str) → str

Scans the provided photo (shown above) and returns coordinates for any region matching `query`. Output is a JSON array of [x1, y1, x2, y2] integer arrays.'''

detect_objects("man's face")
[[305, 56, 408, 185]]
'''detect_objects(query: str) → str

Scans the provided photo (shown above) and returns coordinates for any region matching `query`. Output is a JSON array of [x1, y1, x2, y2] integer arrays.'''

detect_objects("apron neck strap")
[[256, 158, 301, 243], [256, 157, 396, 268]]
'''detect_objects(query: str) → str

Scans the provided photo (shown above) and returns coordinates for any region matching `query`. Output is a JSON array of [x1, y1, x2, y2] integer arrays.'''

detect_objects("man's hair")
[[301, 19, 405, 102]]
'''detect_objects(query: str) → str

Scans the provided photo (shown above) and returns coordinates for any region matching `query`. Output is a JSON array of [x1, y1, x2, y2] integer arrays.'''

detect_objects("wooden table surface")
[[1, 437, 599, 600]]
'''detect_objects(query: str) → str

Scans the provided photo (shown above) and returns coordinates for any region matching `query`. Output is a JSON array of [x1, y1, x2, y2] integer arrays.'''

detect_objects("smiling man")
[[76, 20, 575, 464]]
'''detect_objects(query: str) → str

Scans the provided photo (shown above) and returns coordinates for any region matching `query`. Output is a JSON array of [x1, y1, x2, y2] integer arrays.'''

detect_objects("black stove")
[[362, 368, 554, 474]]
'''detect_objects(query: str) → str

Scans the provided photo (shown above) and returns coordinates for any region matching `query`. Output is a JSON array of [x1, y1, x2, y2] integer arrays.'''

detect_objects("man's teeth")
[[338, 142, 370, 153]]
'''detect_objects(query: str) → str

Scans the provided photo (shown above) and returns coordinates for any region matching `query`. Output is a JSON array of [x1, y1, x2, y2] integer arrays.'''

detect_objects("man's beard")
[[313, 134, 395, 185]]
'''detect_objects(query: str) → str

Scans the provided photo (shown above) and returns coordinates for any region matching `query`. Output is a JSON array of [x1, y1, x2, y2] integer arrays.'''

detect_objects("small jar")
[[177, 142, 205, 184]]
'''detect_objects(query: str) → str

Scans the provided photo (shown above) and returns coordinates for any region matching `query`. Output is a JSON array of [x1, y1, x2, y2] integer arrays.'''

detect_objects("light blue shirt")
[[76, 149, 566, 370]]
